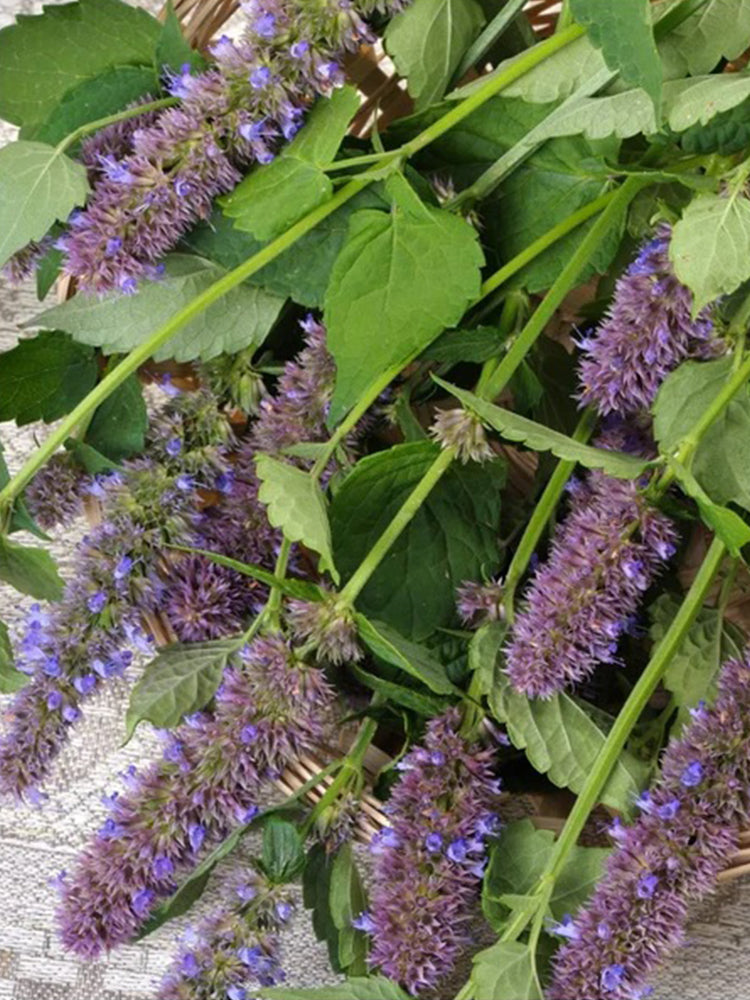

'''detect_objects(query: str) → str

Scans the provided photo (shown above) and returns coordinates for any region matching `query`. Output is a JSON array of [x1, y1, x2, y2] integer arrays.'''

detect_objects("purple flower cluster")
[[57, 636, 334, 956], [364, 709, 502, 994], [506, 422, 677, 699], [159, 870, 292, 999], [286, 591, 362, 664], [25, 453, 92, 531], [578, 225, 724, 417], [506, 461, 677, 700], [60, 1, 408, 293], [250, 314, 336, 456], [456, 577, 505, 627], [0, 388, 248, 800], [548, 651, 750, 1000]]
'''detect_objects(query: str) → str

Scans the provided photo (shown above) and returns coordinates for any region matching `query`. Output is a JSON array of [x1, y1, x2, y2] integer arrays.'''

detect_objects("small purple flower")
[[114, 555, 133, 580], [250, 65, 272, 89], [62, 705, 81, 724], [636, 874, 658, 899], [550, 915, 580, 940], [131, 888, 155, 918], [241, 724, 258, 743], [680, 761, 703, 787], [46, 690, 63, 711], [153, 856, 175, 879], [600, 964, 626, 992], [425, 832, 443, 853], [352, 910, 376, 933], [86, 591, 107, 614], [179, 951, 200, 977], [165, 437, 183, 457]]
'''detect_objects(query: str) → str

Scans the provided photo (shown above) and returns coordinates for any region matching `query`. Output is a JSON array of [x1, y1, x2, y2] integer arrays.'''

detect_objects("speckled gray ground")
[[1, 2, 750, 997]]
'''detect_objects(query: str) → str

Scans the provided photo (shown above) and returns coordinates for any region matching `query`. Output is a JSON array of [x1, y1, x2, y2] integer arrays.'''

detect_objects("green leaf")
[[64, 438, 120, 475], [0, 534, 64, 601], [0, 141, 89, 268], [330, 442, 505, 640], [532, 88, 657, 142], [261, 817, 306, 883], [468, 940, 542, 1000], [654, 357, 750, 512], [355, 615, 456, 695], [0, 619, 27, 694], [0, 331, 97, 426], [31, 254, 285, 362], [352, 663, 449, 716], [304, 844, 345, 974], [468, 619, 508, 697], [570, 0, 662, 112], [532, 75, 750, 143], [650, 593, 745, 730], [324, 177, 484, 423], [125, 639, 237, 739], [35, 242, 64, 300], [181, 188, 390, 309], [385, 0, 486, 111], [168, 543, 324, 602], [260, 979, 411, 1000], [660, 0, 750, 76], [85, 375, 147, 463], [482, 820, 609, 932], [223, 87, 360, 241], [155, 1, 206, 73], [666, 74, 750, 131], [437, 380, 648, 478], [255, 454, 338, 581], [30, 65, 159, 146], [329, 843, 368, 975], [0, 0, 161, 129], [490, 671, 647, 813], [670, 190, 750, 312], [423, 324, 508, 364], [668, 459, 750, 556], [0, 442, 48, 540], [472, 33, 607, 104]]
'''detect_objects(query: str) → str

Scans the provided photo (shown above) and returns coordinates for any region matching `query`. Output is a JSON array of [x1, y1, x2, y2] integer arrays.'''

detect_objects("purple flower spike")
[[578, 225, 725, 417], [57, 636, 334, 957], [548, 652, 750, 999], [368, 709, 502, 994], [62, 0, 409, 293], [507, 425, 677, 699], [158, 869, 291, 998]]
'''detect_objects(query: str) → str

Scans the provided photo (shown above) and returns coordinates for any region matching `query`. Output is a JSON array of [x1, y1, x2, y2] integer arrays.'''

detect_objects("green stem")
[[55, 97, 179, 155], [300, 696, 382, 837], [453, 0, 532, 81], [267, 536, 293, 627], [675, 349, 750, 468], [401, 24, 584, 163], [481, 176, 645, 402], [479, 190, 617, 301], [503, 408, 596, 621], [338, 447, 457, 603], [544, 535, 726, 884], [310, 358, 411, 480], [0, 177, 368, 516]]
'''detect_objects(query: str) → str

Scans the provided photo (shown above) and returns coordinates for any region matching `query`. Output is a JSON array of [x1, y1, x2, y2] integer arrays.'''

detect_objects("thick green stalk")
[[338, 447, 457, 603], [503, 408, 596, 620], [402, 24, 584, 162], [0, 178, 367, 516], [481, 176, 646, 402]]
